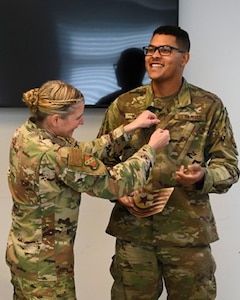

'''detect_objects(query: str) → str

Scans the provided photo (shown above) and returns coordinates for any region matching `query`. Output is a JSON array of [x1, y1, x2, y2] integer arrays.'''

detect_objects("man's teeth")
[[151, 63, 163, 67]]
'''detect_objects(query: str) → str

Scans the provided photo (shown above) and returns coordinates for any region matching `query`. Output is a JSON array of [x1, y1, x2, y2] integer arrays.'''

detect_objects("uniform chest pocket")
[[168, 121, 200, 161]]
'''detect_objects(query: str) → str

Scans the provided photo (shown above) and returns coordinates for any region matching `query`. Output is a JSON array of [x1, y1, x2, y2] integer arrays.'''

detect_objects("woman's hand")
[[148, 128, 170, 151], [117, 194, 135, 208], [124, 110, 160, 133]]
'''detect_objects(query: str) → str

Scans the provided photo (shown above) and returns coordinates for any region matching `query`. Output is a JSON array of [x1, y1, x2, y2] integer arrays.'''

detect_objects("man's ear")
[[181, 52, 190, 67]]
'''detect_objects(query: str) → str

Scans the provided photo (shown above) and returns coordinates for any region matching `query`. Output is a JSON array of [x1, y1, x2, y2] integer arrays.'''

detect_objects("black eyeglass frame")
[[142, 45, 186, 56]]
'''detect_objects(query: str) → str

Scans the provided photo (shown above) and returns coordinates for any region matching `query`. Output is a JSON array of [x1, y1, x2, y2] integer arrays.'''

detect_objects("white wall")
[[179, 2, 240, 299], [1, 1, 240, 299]]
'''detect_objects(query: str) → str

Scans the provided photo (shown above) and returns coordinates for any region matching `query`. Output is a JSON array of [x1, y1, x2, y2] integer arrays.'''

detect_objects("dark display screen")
[[0, 0, 178, 107]]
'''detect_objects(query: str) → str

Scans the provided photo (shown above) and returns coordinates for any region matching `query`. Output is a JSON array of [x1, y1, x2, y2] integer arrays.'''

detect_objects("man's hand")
[[175, 164, 205, 187]]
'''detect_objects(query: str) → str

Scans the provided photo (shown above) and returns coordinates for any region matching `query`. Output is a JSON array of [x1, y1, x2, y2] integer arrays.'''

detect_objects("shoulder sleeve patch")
[[57, 147, 107, 175], [68, 148, 83, 166], [57, 147, 83, 167], [84, 154, 99, 170]]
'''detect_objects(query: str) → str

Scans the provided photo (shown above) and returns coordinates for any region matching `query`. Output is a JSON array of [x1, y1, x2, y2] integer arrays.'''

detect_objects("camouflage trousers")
[[110, 239, 216, 300], [11, 273, 76, 300]]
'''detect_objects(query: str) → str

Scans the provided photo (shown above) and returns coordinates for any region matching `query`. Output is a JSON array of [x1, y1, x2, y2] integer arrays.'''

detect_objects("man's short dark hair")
[[152, 25, 190, 52]]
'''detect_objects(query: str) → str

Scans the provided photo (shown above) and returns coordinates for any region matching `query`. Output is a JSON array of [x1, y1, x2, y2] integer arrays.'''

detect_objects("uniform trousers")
[[110, 239, 216, 300], [11, 273, 76, 300]]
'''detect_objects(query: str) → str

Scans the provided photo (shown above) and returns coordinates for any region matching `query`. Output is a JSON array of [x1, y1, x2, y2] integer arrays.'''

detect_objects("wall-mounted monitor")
[[0, 0, 179, 108]]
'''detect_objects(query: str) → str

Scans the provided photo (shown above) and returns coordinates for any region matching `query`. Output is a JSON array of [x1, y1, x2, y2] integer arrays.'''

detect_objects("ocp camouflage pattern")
[[6, 118, 156, 281], [97, 79, 239, 247]]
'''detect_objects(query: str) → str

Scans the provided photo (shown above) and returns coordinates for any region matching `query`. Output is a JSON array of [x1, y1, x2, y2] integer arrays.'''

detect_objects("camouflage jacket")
[[6, 118, 156, 281], [97, 79, 239, 247]]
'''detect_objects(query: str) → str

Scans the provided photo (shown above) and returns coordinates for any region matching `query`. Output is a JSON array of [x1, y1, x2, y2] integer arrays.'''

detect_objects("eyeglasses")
[[143, 45, 185, 56]]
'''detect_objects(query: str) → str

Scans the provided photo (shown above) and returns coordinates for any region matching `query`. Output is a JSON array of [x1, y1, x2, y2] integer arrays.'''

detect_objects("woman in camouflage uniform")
[[6, 80, 170, 299]]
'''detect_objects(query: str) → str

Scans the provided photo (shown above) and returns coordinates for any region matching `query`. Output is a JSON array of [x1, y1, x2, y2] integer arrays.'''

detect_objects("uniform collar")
[[147, 78, 192, 109], [26, 117, 76, 146]]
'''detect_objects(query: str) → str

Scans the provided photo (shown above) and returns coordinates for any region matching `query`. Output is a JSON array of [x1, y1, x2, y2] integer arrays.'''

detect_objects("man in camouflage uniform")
[[97, 26, 239, 299], [6, 80, 170, 299]]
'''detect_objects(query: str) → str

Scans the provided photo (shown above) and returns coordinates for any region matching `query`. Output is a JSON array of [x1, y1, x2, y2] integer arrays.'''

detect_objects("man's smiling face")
[[145, 34, 189, 84]]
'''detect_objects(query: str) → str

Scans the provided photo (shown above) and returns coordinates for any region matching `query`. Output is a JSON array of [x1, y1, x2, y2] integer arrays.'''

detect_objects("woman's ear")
[[49, 114, 60, 127]]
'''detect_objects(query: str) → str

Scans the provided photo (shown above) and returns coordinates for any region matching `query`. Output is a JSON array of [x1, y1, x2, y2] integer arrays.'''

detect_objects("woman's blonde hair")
[[22, 80, 84, 120]]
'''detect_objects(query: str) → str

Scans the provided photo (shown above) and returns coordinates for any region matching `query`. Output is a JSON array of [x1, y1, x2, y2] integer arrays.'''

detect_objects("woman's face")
[[53, 102, 85, 138]]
